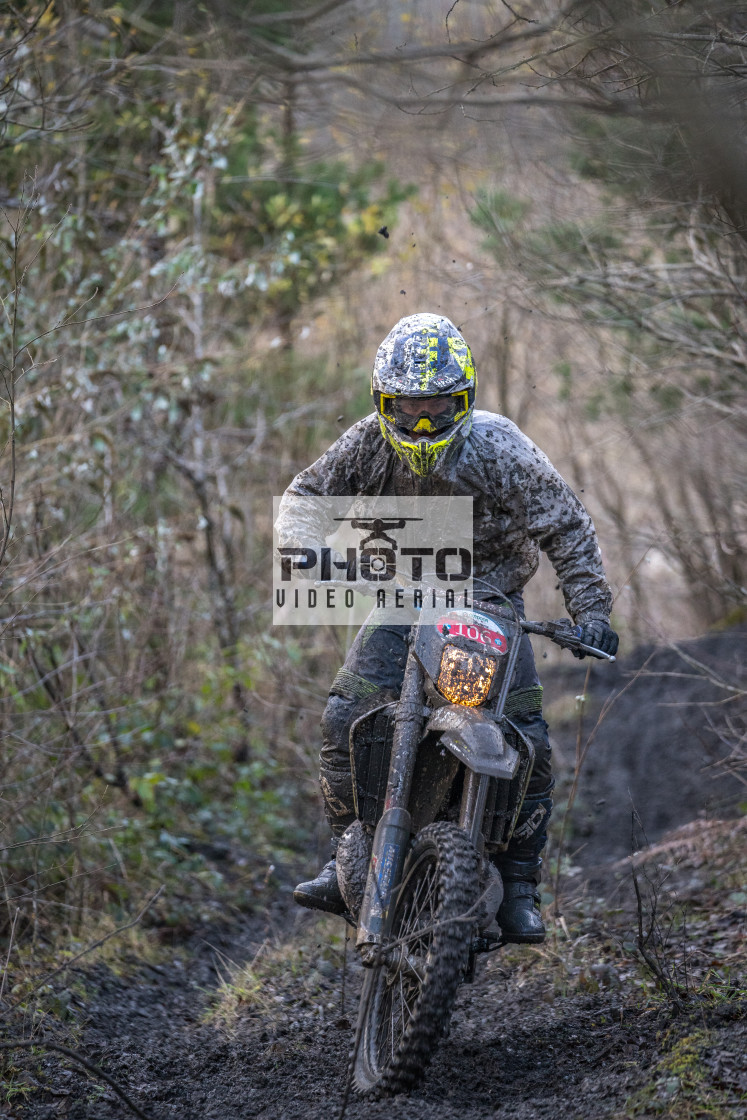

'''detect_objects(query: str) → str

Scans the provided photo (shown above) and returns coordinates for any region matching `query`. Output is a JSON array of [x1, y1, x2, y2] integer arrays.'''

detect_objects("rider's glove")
[[572, 619, 619, 659]]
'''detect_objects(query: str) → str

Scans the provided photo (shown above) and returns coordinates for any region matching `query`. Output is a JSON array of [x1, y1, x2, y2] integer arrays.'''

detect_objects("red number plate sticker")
[[436, 610, 508, 654]]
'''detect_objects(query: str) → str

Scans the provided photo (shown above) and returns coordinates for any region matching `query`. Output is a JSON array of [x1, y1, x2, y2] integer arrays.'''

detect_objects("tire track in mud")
[[6, 907, 696, 1120], [8, 629, 747, 1119]]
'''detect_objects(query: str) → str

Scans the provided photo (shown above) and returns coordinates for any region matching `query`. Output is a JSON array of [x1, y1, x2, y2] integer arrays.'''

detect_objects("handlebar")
[[521, 619, 616, 661], [309, 577, 615, 662]]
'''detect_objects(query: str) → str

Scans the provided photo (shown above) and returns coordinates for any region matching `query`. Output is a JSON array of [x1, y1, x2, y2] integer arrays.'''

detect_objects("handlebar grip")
[[572, 625, 616, 661], [575, 642, 616, 662], [521, 619, 615, 661]]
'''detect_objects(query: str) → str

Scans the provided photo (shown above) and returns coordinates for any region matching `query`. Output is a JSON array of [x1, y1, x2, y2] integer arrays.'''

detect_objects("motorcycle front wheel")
[[353, 820, 479, 1097]]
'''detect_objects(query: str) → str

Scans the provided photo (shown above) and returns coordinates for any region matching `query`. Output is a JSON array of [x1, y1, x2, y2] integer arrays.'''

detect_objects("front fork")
[[356, 648, 424, 951], [356, 640, 533, 953]]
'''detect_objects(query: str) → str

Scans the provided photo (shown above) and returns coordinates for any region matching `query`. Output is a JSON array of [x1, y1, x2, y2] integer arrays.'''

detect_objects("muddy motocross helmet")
[[372, 313, 476, 477]]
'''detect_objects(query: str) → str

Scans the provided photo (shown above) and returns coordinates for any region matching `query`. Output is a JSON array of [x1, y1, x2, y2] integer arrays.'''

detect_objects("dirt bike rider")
[[278, 313, 618, 943]]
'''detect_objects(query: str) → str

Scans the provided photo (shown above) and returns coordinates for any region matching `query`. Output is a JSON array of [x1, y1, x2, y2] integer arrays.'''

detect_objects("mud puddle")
[[5, 892, 745, 1120]]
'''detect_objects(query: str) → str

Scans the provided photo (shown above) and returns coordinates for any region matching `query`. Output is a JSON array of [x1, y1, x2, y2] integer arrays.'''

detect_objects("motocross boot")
[[494, 786, 553, 944], [495, 857, 545, 944], [293, 856, 345, 915]]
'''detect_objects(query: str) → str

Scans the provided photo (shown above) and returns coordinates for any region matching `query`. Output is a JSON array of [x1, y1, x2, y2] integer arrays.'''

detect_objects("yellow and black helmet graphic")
[[372, 313, 477, 477]]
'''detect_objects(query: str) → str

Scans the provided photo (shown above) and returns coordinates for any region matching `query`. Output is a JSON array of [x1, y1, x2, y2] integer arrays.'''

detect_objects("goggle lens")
[[386, 394, 466, 433]]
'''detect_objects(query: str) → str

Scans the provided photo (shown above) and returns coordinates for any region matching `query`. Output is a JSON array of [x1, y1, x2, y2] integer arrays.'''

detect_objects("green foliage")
[[568, 113, 695, 203], [555, 360, 573, 402], [526, 218, 622, 265], [0, 631, 321, 930], [469, 187, 530, 259], [0, 2, 411, 943]]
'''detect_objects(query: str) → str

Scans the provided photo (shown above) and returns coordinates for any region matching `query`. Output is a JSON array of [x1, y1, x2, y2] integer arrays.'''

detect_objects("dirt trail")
[[4, 628, 746, 1119], [0, 917, 665, 1120], [6, 852, 746, 1120]]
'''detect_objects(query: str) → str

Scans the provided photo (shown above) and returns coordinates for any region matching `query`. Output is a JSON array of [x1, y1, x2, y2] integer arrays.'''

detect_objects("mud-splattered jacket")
[[276, 410, 612, 624]]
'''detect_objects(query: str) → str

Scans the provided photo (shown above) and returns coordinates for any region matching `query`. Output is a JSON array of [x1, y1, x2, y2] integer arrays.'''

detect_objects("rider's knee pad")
[[506, 786, 554, 864], [511, 708, 553, 792], [320, 693, 357, 770], [319, 763, 356, 835]]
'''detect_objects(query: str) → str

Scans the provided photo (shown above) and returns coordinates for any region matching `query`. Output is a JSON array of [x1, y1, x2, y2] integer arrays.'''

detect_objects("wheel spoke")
[[411, 865, 433, 918], [412, 866, 437, 926], [398, 866, 434, 947], [354, 825, 478, 1097], [373, 854, 438, 1069], [402, 867, 429, 930]]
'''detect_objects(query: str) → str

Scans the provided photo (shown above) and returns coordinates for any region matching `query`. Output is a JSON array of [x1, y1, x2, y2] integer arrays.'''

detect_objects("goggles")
[[380, 392, 470, 436]]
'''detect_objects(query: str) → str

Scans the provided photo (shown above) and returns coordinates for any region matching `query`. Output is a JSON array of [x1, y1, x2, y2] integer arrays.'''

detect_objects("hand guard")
[[572, 620, 619, 659]]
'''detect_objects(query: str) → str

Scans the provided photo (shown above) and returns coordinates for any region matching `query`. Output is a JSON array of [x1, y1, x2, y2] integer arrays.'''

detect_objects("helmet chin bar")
[[412, 416, 438, 434], [397, 419, 456, 441], [378, 412, 474, 477]]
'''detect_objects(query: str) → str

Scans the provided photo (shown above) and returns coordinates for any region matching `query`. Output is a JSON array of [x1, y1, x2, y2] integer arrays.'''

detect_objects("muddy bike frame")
[[353, 586, 613, 954]]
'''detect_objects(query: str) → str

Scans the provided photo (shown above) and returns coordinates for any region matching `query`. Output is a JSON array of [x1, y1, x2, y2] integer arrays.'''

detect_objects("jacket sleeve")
[[274, 423, 364, 548], [514, 436, 613, 624]]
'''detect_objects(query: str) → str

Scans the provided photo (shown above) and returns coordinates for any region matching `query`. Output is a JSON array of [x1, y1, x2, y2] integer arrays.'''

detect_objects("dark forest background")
[[1, 0, 745, 962]]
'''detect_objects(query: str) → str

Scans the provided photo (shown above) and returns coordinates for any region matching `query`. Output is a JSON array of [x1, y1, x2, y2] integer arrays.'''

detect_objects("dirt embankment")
[[543, 626, 746, 865], [2, 630, 745, 1120]]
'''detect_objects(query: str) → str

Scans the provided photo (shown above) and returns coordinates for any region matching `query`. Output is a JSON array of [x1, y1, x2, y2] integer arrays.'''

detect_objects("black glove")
[[572, 619, 619, 659]]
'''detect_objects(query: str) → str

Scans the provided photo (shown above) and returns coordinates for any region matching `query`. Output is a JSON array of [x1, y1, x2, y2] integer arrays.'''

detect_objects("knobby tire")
[[353, 821, 479, 1097]]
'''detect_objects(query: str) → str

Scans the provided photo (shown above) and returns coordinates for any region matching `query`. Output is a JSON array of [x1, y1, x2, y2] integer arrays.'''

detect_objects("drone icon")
[[334, 516, 423, 550]]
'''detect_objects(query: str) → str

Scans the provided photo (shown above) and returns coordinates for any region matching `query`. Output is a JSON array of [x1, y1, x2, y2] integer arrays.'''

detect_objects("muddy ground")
[[2, 629, 746, 1119], [4, 821, 745, 1120]]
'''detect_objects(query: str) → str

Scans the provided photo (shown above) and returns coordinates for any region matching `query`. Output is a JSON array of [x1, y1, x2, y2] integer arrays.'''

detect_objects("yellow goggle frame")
[[378, 391, 470, 433]]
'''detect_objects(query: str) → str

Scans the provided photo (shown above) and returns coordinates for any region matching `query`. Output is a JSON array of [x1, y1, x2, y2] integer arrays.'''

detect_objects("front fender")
[[425, 705, 520, 779]]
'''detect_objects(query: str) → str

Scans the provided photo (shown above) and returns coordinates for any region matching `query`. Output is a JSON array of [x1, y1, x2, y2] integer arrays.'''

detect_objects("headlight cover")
[[437, 644, 496, 707]]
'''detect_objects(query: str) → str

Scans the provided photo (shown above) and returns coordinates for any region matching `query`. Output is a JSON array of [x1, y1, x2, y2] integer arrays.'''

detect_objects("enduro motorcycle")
[[333, 586, 614, 1097]]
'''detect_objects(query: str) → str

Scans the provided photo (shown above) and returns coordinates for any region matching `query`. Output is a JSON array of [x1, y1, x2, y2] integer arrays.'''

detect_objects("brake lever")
[[521, 619, 616, 662]]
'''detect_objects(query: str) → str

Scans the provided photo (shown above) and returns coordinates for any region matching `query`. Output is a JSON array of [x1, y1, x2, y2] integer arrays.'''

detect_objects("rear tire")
[[353, 821, 479, 1097]]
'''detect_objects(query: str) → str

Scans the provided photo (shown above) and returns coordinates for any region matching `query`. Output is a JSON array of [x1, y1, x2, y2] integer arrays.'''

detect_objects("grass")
[[206, 915, 351, 1034], [623, 1028, 747, 1119]]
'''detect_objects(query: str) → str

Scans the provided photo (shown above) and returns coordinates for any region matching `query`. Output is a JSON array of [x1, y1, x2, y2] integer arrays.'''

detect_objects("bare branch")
[[246, 0, 354, 26], [4, 886, 164, 1010], [0, 1039, 154, 1120]]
